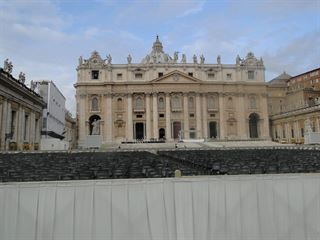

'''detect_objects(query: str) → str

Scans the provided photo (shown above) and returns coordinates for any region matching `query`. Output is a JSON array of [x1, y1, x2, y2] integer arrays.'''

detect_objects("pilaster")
[[237, 93, 246, 139], [127, 94, 133, 140], [146, 93, 151, 139], [183, 93, 189, 139], [218, 93, 225, 139], [152, 93, 158, 139], [165, 93, 172, 140], [202, 93, 208, 139], [1, 99, 8, 150], [195, 93, 202, 139]]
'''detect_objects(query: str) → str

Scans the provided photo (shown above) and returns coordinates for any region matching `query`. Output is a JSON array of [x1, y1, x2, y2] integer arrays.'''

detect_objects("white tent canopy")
[[1, 174, 320, 240]]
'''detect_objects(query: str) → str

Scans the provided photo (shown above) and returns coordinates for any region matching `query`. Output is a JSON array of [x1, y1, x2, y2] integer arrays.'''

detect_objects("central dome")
[[141, 36, 173, 64]]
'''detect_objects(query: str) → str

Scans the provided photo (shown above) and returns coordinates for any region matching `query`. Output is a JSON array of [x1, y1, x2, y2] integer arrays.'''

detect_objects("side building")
[[268, 67, 320, 143], [75, 36, 270, 147], [0, 60, 45, 151], [34, 80, 68, 150]]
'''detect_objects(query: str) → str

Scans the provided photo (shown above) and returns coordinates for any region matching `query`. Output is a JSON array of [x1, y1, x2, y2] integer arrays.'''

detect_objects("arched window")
[[117, 98, 123, 110], [250, 97, 257, 109], [188, 97, 194, 109], [158, 97, 165, 109], [135, 97, 143, 109], [91, 97, 99, 111], [172, 95, 182, 109], [208, 96, 215, 109]]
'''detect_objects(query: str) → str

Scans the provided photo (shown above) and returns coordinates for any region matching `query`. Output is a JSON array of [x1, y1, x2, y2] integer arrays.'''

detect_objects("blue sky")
[[0, 0, 319, 115]]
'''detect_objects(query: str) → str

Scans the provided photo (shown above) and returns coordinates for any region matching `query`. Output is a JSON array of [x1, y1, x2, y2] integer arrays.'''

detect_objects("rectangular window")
[[159, 113, 164, 118], [91, 70, 99, 79], [158, 72, 163, 77], [136, 114, 143, 118], [188, 72, 193, 77], [117, 73, 123, 80], [248, 70, 254, 79], [189, 113, 194, 118], [135, 73, 143, 79], [208, 73, 215, 79], [210, 114, 215, 117], [226, 73, 232, 80]]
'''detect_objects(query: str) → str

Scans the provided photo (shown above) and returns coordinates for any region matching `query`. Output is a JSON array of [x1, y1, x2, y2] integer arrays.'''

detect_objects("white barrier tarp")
[[1, 174, 320, 240]]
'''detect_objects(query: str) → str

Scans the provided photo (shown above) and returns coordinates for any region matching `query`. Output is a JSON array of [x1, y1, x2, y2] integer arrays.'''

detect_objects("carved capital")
[[80, 94, 87, 99]]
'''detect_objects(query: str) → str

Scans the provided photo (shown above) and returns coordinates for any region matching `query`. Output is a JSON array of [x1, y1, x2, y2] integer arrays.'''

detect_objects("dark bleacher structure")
[[1, 148, 320, 182]]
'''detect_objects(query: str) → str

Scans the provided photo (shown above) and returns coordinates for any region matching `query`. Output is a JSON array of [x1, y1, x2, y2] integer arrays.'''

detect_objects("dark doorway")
[[173, 121, 181, 139], [135, 122, 144, 139], [249, 113, 259, 138], [209, 121, 217, 138], [159, 128, 165, 139]]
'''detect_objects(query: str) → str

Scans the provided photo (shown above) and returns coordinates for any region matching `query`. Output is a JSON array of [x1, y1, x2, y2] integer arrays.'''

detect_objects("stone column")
[[127, 94, 133, 140], [146, 93, 151, 139], [165, 93, 172, 140], [202, 94, 208, 139], [152, 93, 158, 139], [196, 93, 202, 139], [260, 94, 270, 139], [1, 99, 8, 150], [103, 93, 113, 142], [16, 106, 23, 150], [218, 93, 225, 139], [183, 93, 189, 139], [237, 93, 246, 139]]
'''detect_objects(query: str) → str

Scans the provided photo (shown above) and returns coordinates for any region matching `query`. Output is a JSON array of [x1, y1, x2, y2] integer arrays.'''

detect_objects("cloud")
[[0, 0, 318, 115], [263, 31, 320, 80]]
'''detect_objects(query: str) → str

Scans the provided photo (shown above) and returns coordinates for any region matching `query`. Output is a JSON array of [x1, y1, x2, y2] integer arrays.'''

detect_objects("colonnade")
[[79, 91, 270, 145]]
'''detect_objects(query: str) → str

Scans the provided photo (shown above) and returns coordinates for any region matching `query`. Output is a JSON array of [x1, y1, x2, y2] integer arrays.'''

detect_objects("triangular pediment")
[[150, 70, 202, 84]]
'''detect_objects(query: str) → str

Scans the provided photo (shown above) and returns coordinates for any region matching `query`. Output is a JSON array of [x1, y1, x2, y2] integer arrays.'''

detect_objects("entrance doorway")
[[209, 121, 217, 138], [159, 128, 165, 139], [135, 122, 144, 140], [249, 113, 259, 138], [173, 121, 181, 139]]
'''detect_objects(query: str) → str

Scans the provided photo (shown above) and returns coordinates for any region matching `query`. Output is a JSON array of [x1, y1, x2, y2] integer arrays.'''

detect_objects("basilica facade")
[[75, 37, 269, 146]]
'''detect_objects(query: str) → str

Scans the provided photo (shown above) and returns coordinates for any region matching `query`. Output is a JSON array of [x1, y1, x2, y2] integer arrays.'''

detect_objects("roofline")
[[289, 67, 320, 80]]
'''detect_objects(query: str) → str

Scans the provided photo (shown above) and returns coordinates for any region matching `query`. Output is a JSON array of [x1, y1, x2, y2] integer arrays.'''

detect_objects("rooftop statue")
[[200, 54, 205, 64], [107, 54, 112, 64], [181, 54, 186, 63], [30, 80, 36, 91], [164, 54, 169, 63], [217, 55, 221, 64], [173, 52, 179, 63], [3, 58, 13, 73], [127, 54, 132, 64], [193, 54, 197, 64], [18, 72, 26, 84], [236, 55, 241, 65], [78, 56, 83, 66]]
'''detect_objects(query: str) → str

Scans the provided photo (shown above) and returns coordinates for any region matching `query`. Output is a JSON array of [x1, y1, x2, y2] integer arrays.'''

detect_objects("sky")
[[0, 0, 319, 115]]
